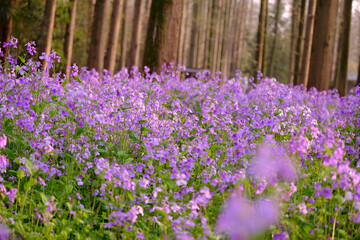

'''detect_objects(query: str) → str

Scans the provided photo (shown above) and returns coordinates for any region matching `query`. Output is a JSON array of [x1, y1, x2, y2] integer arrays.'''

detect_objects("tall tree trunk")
[[237, 0, 248, 71], [0, 0, 14, 66], [261, 0, 268, 75], [177, 0, 187, 64], [217, 0, 227, 72], [289, 0, 299, 84], [335, 0, 352, 96], [120, 0, 128, 68], [197, 0, 208, 69], [293, 0, 306, 85], [203, 0, 213, 69], [183, 0, 193, 67], [104, 0, 123, 73], [307, 0, 337, 91], [220, 0, 233, 76], [63, 0, 77, 76], [268, 0, 281, 77], [143, 0, 183, 73], [128, 0, 144, 68], [299, 0, 316, 87], [330, 0, 341, 85], [211, 0, 222, 73], [39, 0, 57, 69], [253, 0, 267, 77], [87, 0, 111, 73], [188, 2, 198, 68]]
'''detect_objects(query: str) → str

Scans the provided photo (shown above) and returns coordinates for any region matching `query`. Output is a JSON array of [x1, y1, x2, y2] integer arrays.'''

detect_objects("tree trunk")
[[261, 0, 268, 75], [177, 0, 187, 64], [237, 0, 248, 71], [253, 0, 267, 77], [104, 0, 123, 73], [289, 0, 299, 84], [143, 0, 183, 73], [330, 0, 341, 85], [211, 0, 222, 73], [220, 0, 233, 76], [128, 0, 144, 68], [203, 0, 213, 69], [87, 0, 111, 73], [217, 0, 227, 72], [63, 0, 77, 76], [120, 0, 128, 68], [335, 0, 352, 96], [183, 0, 193, 67], [293, 0, 306, 85], [0, 0, 14, 66], [268, 0, 281, 77], [39, 0, 57, 69], [307, 0, 337, 91], [299, 0, 316, 87], [188, 2, 198, 68], [197, 0, 207, 69]]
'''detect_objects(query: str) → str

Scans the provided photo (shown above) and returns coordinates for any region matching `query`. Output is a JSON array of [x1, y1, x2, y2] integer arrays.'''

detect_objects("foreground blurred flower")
[[248, 136, 297, 184], [216, 194, 279, 240], [0, 224, 10, 240]]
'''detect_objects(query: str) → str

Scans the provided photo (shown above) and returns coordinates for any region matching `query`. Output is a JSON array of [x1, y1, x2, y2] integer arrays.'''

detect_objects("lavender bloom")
[[273, 232, 289, 240], [0, 224, 10, 240], [0, 155, 9, 174], [216, 194, 279, 240], [248, 136, 297, 184], [0, 135, 6, 149]]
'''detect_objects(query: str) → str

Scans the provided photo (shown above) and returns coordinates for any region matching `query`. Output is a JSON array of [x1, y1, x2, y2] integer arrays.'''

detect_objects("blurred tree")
[[336, 0, 353, 96], [87, 0, 110, 72], [63, 0, 77, 76], [128, 0, 144, 68], [143, 0, 183, 73], [39, 0, 57, 68], [104, 0, 123, 73], [253, 0, 268, 77], [299, 0, 317, 87], [289, 0, 299, 84], [293, 0, 306, 85], [0, 0, 14, 65], [268, 0, 281, 77], [308, 0, 338, 91]]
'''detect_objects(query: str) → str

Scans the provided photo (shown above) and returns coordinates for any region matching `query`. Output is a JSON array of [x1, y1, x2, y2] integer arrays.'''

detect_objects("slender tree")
[[0, 0, 14, 65], [203, 0, 213, 69], [39, 0, 57, 69], [261, 0, 268, 75], [104, 0, 123, 73], [293, 0, 306, 85], [289, 0, 299, 84], [237, 0, 248, 70], [307, 0, 338, 91], [143, 0, 183, 73], [335, 0, 352, 96], [268, 0, 281, 77], [120, 0, 128, 68], [253, 0, 268, 77], [211, 0, 222, 73], [188, 2, 198, 68], [63, 0, 77, 76], [299, 0, 316, 87], [128, 0, 144, 68], [87, 0, 111, 73], [177, 0, 187, 64]]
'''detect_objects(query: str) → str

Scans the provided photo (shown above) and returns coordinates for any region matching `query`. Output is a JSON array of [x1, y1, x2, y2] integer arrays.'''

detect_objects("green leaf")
[[74, 76, 82, 83], [75, 127, 85, 139], [17, 170, 24, 179], [65, 184, 73, 194], [25, 159, 33, 175], [163, 178, 177, 189], [19, 56, 26, 64], [140, 126, 154, 134], [51, 95, 58, 102], [40, 192, 48, 205]]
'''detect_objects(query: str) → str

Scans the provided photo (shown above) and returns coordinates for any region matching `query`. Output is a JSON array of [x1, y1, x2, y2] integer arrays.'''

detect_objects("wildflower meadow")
[[0, 38, 360, 239]]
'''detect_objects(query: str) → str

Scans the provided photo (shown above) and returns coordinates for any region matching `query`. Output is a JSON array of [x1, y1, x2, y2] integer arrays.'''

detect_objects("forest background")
[[1, 0, 360, 95]]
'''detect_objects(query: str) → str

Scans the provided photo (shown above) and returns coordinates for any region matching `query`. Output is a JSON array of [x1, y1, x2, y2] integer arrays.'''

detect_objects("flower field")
[[0, 40, 360, 239]]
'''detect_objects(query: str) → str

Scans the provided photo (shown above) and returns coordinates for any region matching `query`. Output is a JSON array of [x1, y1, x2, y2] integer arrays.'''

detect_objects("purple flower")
[[273, 232, 289, 240], [321, 187, 333, 199], [216, 194, 279, 240], [0, 135, 6, 149], [0, 224, 10, 240], [0, 155, 9, 173]]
